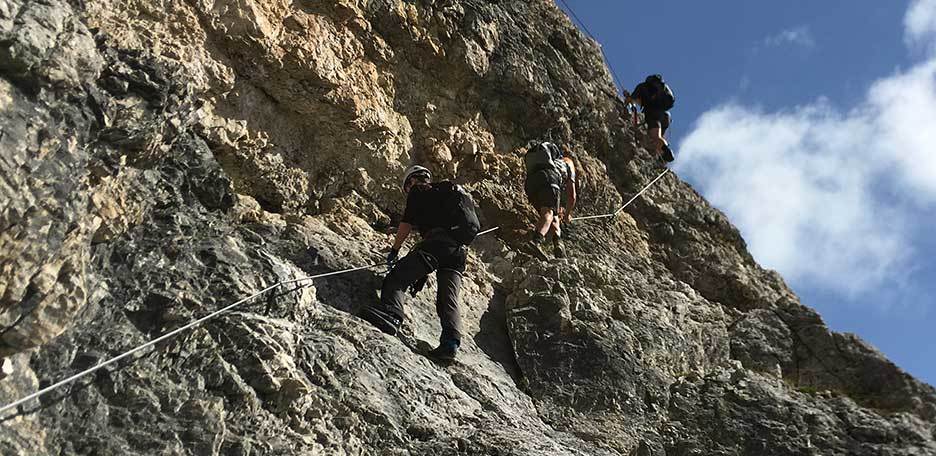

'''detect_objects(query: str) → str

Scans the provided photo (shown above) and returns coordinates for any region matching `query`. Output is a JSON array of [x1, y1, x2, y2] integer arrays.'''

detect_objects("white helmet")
[[401, 165, 431, 189]]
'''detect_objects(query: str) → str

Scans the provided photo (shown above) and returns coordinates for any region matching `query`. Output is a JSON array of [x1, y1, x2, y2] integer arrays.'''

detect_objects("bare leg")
[[548, 210, 561, 240], [649, 126, 668, 152], [549, 208, 566, 258], [536, 207, 554, 237], [524, 207, 553, 261]]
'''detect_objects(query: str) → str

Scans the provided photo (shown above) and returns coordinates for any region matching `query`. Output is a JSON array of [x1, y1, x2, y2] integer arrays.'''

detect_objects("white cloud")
[[761, 26, 815, 49], [866, 60, 936, 197], [678, 10, 936, 299], [906, 0, 936, 53], [677, 104, 909, 296]]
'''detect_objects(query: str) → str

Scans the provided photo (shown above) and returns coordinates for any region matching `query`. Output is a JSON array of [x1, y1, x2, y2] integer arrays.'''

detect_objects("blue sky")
[[556, 0, 936, 386]]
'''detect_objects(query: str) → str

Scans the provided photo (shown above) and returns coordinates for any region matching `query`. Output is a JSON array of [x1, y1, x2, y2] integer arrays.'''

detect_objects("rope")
[[0, 262, 383, 416], [556, 0, 625, 92], [600, 49, 625, 93], [612, 168, 670, 215], [0, 167, 671, 416], [571, 168, 670, 221], [477, 226, 500, 236]]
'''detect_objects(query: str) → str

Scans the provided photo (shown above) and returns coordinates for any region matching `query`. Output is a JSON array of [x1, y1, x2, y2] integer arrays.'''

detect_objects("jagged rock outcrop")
[[1, 0, 935, 455]]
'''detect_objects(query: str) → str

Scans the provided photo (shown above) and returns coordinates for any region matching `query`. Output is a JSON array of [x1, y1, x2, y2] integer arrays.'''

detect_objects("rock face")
[[1, 0, 934, 454]]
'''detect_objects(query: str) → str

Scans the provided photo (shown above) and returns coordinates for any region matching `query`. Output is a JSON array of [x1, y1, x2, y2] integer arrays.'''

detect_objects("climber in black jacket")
[[625, 74, 676, 163], [360, 165, 475, 361]]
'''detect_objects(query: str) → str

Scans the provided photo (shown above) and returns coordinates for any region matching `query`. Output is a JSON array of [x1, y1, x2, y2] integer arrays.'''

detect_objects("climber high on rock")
[[624, 74, 676, 163], [523, 142, 577, 260], [359, 165, 480, 361]]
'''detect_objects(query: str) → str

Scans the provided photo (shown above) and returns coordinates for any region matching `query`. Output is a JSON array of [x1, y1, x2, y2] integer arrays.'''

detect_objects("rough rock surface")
[[1, 0, 935, 455]]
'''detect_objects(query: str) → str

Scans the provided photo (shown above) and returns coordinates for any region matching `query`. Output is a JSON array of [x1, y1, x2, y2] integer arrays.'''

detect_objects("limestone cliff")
[[1, 0, 935, 454]]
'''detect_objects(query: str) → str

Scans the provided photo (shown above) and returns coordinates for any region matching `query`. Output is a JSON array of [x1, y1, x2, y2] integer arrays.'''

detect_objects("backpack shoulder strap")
[[545, 142, 562, 160], [562, 157, 575, 182]]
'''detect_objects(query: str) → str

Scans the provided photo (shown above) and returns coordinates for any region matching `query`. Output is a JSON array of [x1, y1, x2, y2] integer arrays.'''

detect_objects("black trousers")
[[380, 238, 467, 343], [644, 109, 671, 134]]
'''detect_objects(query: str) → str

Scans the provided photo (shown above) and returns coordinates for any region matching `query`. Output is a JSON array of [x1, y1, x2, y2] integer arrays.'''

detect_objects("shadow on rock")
[[474, 287, 523, 385], [314, 268, 386, 315]]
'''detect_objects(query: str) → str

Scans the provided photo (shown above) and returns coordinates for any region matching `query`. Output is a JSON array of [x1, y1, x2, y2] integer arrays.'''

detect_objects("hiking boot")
[[552, 237, 565, 258], [428, 339, 459, 361], [661, 144, 675, 163], [360, 305, 402, 336]]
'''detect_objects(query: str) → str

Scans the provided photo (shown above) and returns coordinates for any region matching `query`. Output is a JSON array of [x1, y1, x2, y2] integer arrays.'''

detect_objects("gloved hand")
[[408, 276, 428, 297], [386, 248, 399, 267]]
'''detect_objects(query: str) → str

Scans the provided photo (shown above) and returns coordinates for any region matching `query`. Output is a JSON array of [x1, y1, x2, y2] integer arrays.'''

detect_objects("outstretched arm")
[[392, 222, 413, 251], [386, 222, 413, 265], [628, 84, 646, 107]]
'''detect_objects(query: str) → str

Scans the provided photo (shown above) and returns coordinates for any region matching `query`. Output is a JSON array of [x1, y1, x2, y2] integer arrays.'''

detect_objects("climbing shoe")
[[428, 339, 460, 361], [360, 305, 402, 336], [661, 144, 675, 163], [552, 236, 565, 258]]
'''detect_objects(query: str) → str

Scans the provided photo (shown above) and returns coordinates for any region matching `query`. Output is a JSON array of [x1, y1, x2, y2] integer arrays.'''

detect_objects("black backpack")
[[430, 181, 481, 246], [645, 74, 675, 111]]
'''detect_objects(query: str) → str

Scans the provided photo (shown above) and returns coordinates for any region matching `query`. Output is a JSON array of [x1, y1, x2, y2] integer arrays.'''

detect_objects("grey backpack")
[[524, 142, 565, 177]]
